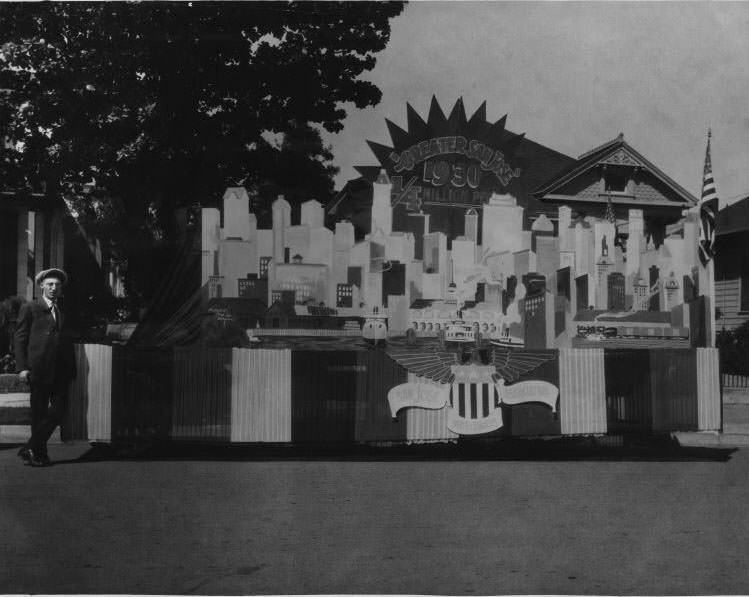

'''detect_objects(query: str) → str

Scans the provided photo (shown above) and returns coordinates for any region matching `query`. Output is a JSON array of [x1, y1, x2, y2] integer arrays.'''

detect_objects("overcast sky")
[[321, 1, 749, 206]]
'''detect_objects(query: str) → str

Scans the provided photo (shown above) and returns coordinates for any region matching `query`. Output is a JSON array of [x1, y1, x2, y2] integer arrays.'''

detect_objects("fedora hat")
[[35, 268, 68, 286]]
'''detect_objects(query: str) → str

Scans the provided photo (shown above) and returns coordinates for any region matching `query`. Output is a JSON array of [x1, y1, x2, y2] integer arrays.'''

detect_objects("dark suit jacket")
[[14, 298, 76, 385]]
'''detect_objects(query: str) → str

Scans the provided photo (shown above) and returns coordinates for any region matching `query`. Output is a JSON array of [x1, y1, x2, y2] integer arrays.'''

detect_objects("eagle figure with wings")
[[385, 338, 559, 435]]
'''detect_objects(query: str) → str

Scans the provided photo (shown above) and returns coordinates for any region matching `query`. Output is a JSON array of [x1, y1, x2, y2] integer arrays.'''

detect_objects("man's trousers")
[[27, 380, 68, 454]]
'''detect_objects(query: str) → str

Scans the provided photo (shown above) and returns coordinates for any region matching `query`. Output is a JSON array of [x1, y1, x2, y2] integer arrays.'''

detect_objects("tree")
[[252, 120, 338, 227], [0, 1, 404, 302]]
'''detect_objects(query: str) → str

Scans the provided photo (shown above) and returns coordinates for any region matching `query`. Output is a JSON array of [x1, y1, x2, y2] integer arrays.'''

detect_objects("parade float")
[[2, 99, 721, 446], [177, 98, 719, 444]]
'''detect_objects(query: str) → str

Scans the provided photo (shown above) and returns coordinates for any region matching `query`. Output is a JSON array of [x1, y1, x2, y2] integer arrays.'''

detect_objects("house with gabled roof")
[[534, 132, 696, 224], [715, 195, 749, 331], [531, 133, 709, 347]]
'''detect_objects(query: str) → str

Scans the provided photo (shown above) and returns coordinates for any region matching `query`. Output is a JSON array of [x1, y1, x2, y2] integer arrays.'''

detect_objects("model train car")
[[576, 324, 690, 340]]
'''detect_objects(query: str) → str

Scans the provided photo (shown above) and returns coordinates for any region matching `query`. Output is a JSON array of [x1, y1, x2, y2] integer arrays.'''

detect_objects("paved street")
[[1, 440, 749, 595]]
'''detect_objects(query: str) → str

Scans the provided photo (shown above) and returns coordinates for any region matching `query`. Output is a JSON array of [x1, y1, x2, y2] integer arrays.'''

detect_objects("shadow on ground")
[[0, 434, 737, 464]]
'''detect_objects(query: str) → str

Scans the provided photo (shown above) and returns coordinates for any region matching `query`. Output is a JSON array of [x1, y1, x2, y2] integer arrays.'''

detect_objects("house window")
[[337, 284, 353, 308], [604, 169, 628, 194], [741, 273, 749, 312]]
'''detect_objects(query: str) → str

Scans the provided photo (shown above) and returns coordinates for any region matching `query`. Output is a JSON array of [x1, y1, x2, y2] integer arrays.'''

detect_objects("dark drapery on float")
[[504, 349, 560, 437], [127, 229, 205, 347]]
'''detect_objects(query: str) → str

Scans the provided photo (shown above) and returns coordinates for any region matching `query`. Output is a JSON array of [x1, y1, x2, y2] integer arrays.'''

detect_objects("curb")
[[0, 425, 63, 445], [673, 431, 749, 448]]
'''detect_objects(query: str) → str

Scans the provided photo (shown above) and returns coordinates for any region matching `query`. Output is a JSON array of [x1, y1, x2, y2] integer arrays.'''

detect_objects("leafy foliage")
[[0, 296, 22, 371], [0, 1, 404, 299]]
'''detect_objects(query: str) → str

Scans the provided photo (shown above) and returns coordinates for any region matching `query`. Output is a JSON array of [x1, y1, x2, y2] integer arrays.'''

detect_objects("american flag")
[[605, 196, 624, 249], [698, 129, 718, 265]]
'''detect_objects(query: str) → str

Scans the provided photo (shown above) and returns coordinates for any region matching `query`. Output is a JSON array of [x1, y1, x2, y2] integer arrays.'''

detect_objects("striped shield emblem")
[[447, 364, 504, 435]]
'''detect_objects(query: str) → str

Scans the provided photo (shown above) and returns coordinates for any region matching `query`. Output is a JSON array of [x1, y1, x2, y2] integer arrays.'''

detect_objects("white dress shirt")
[[41, 295, 57, 322]]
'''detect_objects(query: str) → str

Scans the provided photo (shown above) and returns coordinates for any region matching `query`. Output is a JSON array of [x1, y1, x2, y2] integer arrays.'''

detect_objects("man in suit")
[[14, 268, 76, 467]]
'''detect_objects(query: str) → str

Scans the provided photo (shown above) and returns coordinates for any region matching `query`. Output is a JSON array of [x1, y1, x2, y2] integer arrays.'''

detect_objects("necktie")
[[51, 301, 60, 328]]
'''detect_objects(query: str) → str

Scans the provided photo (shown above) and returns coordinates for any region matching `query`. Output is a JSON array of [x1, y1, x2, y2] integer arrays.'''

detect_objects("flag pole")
[[700, 236, 716, 347]]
